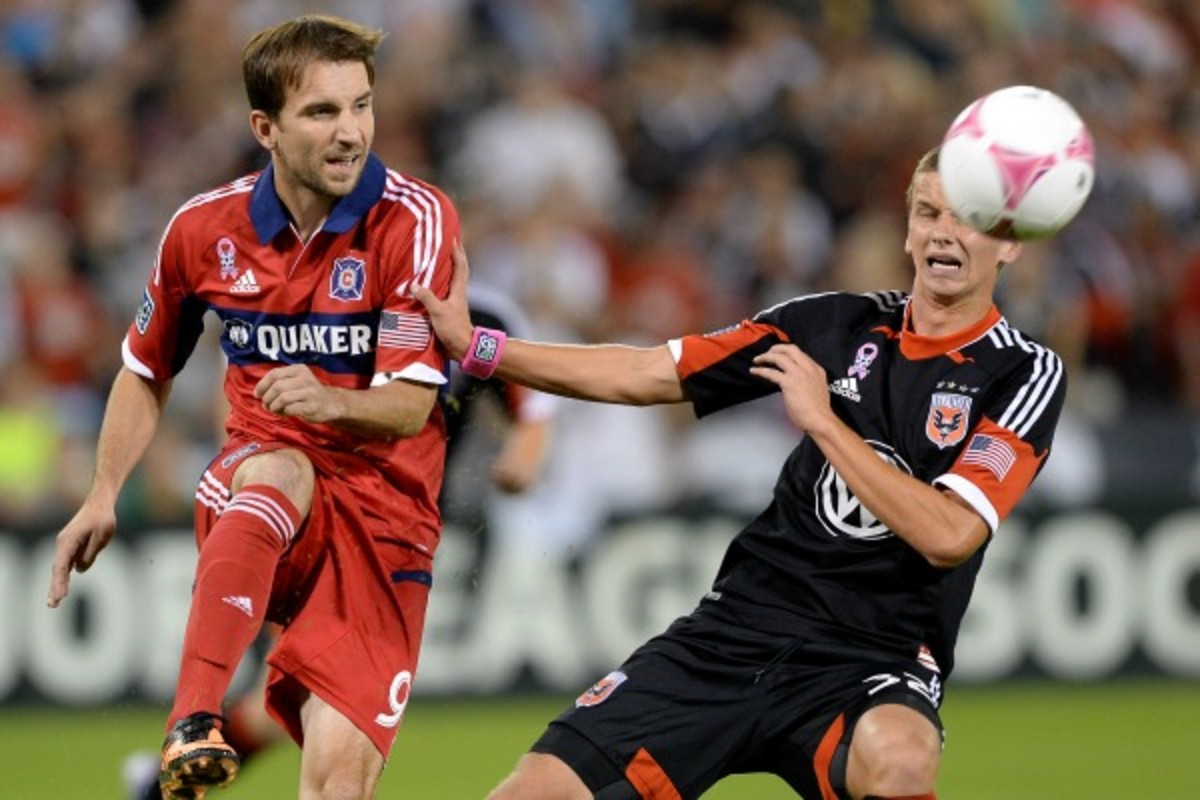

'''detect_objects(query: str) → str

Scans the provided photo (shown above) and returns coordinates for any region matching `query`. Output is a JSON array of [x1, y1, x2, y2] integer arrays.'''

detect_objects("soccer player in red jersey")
[[121, 285, 556, 800], [46, 15, 460, 799], [416, 148, 1065, 800]]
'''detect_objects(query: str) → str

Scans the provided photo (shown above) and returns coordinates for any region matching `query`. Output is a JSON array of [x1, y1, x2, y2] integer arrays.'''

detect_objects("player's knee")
[[305, 771, 377, 800], [487, 753, 592, 800], [301, 751, 381, 800], [232, 448, 315, 514], [846, 706, 940, 797]]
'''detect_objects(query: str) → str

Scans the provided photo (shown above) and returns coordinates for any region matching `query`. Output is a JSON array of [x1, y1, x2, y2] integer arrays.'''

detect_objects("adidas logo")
[[829, 377, 861, 402], [229, 269, 261, 295], [221, 595, 254, 617]]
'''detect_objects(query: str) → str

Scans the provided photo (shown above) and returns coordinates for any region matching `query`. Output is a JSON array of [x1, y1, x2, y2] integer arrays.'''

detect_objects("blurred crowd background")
[[0, 0, 1198, 546]]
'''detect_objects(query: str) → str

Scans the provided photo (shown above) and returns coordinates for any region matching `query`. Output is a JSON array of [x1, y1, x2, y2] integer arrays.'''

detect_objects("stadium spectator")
[[0, 360, 65, 527], [10, 212, 118, 424]]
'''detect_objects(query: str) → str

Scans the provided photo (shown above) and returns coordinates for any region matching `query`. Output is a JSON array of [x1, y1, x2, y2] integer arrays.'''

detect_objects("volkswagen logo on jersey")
[[330, 256, 366, 301], [925, 392, 972, 449], [815, 440, 912, 540], [224, 318, 254, 351]]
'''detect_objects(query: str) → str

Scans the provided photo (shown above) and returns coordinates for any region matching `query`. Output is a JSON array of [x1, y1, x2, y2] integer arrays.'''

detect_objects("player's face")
[[261, 60, 375, 203], [904, 171, 1022, 303]]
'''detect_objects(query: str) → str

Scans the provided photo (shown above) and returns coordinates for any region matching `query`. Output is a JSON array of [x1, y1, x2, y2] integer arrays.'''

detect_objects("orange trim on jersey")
[[945, 350, 973, 365], [899, 304, 1001, 361], [813, 712, 846, 800], [872, 324, 901, 340], [675, 321, 789, 380], [952, 416, 1044, 520], [625, 748, 682, 800]]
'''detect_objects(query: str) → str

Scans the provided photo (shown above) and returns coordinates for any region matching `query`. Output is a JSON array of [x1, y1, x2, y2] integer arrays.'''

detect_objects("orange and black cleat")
[[158, 712, 240, 799]]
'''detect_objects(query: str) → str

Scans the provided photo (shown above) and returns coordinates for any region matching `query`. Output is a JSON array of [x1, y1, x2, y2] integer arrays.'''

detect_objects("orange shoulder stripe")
[[675, 321, 789, 380], [952, 416, 1045, 521]]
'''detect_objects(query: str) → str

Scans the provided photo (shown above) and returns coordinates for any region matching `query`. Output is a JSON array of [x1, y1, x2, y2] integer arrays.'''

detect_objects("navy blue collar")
[[250, 153, 387, 245]]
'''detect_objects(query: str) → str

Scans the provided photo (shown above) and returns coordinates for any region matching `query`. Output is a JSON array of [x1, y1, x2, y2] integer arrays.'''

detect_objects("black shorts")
[[530, 607, 944, 800]]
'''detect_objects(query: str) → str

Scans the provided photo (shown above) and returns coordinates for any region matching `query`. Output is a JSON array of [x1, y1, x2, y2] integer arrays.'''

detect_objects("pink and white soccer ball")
[[938, 85, 1095, 240]]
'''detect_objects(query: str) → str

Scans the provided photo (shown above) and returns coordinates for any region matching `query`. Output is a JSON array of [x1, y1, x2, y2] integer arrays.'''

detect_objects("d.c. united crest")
[[925, 392, 971, 448]]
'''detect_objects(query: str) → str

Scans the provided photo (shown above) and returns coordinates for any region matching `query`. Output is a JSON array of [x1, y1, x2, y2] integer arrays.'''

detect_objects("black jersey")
[[670, 290, 1065, 678]]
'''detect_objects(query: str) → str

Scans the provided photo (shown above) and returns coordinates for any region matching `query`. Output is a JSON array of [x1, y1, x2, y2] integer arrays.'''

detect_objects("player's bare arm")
[[47, 368, 171, 607], [490, 416, 550, 493], [751, 343, 989, 568], [491, 340, 684, 406], [254, 363, 437, 437], [416, 241, 685, 405]]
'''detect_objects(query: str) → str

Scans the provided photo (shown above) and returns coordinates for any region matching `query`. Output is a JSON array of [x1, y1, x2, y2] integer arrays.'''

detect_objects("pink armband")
[[460, 326, 507, 379]]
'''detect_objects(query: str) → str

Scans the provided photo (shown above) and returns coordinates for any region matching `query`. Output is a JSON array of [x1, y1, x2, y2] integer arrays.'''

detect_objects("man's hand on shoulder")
[[412, 239, 473, 360]]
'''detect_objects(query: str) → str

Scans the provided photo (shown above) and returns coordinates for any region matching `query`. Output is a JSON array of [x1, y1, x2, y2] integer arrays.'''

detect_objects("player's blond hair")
[[906, 147, 941, 211], [242, 15, 385, 118]]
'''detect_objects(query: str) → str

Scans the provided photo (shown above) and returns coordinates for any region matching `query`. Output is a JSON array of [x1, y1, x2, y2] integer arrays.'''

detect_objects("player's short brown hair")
[[242, 15, 385, 118], [906, 146, 940, 211]]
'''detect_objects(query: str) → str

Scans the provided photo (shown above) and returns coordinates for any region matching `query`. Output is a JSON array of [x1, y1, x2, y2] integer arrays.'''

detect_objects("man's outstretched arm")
[[415, 242, 685, 406]]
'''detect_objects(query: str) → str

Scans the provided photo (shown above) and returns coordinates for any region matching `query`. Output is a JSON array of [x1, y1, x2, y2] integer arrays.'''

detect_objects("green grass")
[[3, 681, 1194, 798]]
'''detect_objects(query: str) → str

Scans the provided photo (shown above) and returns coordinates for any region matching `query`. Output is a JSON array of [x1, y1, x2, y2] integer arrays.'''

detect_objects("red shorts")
[[195, 438, 433, 757]]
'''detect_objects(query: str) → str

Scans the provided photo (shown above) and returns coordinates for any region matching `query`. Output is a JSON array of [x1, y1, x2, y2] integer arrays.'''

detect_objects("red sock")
[[168, 485, 300, 729], [865, 795, 937, 800]]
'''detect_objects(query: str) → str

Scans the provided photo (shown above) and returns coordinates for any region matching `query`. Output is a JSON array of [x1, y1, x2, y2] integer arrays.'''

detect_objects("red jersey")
[[123, 155, 459, 554]]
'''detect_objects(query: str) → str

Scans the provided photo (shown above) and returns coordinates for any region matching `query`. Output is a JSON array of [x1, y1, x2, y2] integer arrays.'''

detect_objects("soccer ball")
[[938, 85, 1095, 240]]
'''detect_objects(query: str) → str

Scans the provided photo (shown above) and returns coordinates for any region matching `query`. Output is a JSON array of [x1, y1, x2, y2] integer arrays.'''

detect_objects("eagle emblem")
[[925, 392, 971, 449]]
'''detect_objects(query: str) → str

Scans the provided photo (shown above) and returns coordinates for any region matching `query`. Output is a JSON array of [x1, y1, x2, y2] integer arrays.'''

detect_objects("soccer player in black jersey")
[[417, 147, 1065, 800]]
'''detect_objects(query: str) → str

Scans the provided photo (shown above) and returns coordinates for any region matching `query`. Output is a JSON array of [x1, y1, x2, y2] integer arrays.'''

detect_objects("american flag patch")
[[378, 310, 431, 350], [962, 433, 1016, 481]]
